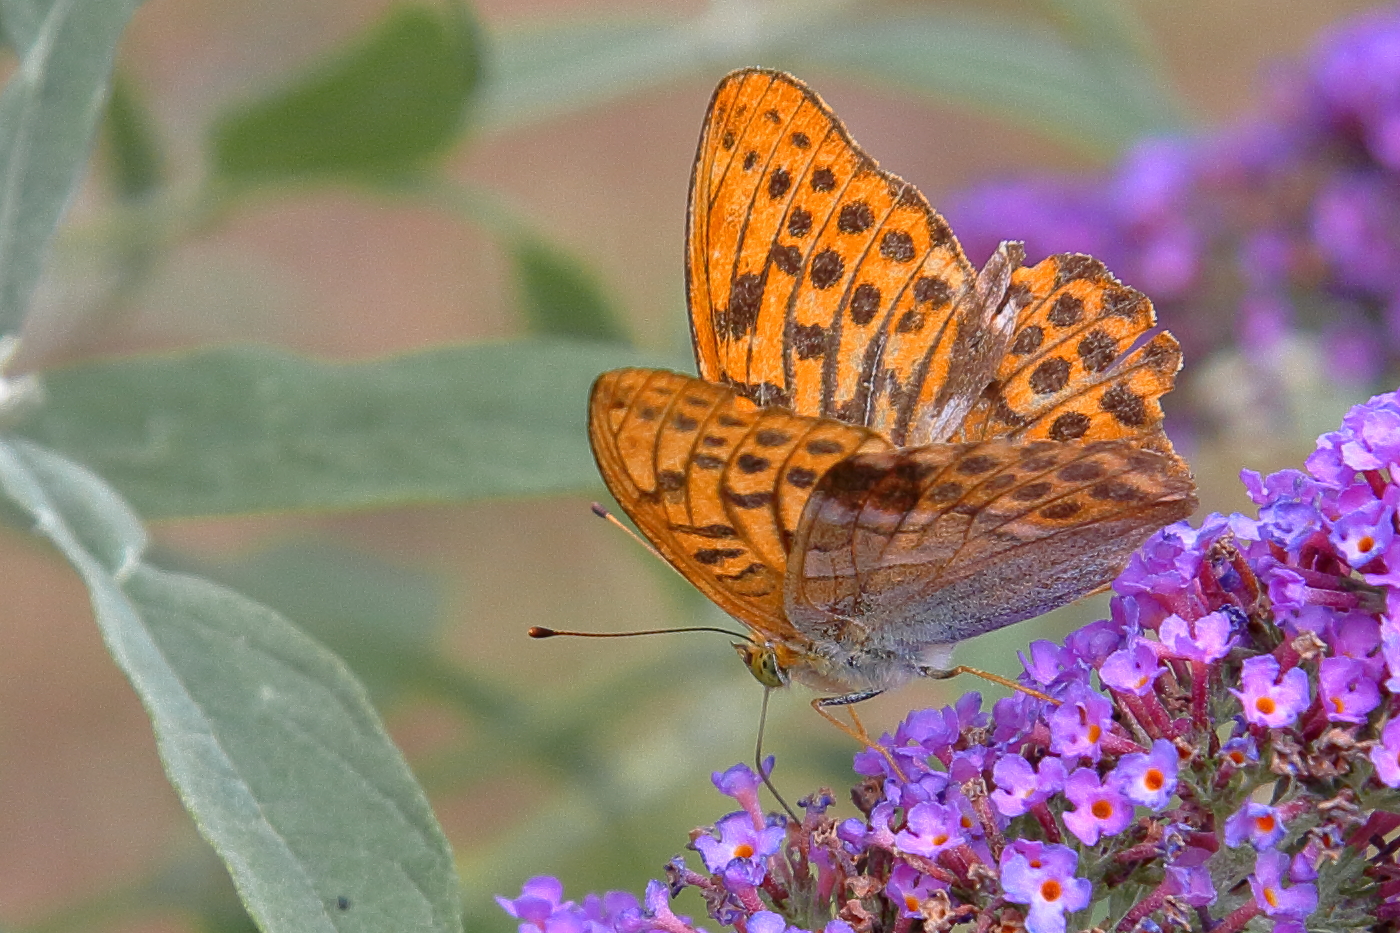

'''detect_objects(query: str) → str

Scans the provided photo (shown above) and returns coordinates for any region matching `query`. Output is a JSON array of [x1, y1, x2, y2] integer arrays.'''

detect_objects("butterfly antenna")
[[529, 624, 752, 641], [757, 686, 799, 822], [591, 502, 690, 582], [558, 504, 756, 640]]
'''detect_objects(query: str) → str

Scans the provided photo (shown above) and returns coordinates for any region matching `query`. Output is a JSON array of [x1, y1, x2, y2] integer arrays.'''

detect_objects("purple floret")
[[1224, 801, 1287, 850], [999, 840, 1093, 933], [1249, 850, 1319, 919], [1061, 768, 1134, 845], [1099, 638, 1164, 695], [1111, 739, 1179, 810], [1232, 655, 1312, 728]]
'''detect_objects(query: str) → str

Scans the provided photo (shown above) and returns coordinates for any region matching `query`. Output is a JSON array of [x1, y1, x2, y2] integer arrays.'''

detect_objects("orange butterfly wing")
[[588, 368, 892, 655], [687, 69, 1007, 446], [786, 437, 1197, 644], [952, 253, 1184, 450]]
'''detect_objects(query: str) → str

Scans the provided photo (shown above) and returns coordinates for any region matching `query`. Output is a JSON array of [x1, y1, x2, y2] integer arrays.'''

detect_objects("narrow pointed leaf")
[[0, 0, 143, 336], [103, 71, 165, 199], [477, 11, 1184, 152], [512, 235, 627, 343], [211, 3, 480, 183], [788, 13, 1185, 151], [16, 341, 674, 517], [0, 438, 463, 933]]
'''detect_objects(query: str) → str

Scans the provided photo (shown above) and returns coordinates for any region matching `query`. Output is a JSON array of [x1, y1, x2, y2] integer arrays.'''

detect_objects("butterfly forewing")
[[689, 72, 826, 402], [953, 253, 1184, 448], [785, 436, 1197, 644], [687, 69, 982, 440], [589, 368, 891, 640]]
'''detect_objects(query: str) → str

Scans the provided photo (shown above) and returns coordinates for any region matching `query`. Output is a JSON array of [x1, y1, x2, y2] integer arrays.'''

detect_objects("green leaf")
[[202, 541, 444, 705], [0, 438, 463, 933], [512, 235, 627, 343], [13, 427, 147, 569], [0, 0, 143, 337], [103, 71, 165, 199], [477, 10, 1185, 152], [786, 12, 1186, 152], [17, 341, 679, 518], [476, 18, 704, 135], [211, 3, 480, 184], [1028, 0, 1155, 64]]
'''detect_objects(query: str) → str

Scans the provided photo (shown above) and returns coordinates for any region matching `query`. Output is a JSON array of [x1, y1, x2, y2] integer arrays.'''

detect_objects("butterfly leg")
[[810, 692, 909, 782], [919, 665, 1058, 705]]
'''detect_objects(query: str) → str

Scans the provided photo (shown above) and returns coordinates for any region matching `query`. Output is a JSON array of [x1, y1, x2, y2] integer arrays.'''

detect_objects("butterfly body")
[[588, 69, 1198, 701]]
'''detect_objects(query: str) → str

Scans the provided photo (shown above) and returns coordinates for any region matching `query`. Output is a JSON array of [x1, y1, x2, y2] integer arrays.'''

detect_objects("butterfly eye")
[[735, 641, 787, 688]]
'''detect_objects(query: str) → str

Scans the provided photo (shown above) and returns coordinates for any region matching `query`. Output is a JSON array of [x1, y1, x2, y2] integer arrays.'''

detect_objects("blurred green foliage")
[[103, 73, 166, 200], [17, 342, 674, 517], [0, 0, 1220, 931], [0, 0, 144, 334], [211, 4, 480, 183]]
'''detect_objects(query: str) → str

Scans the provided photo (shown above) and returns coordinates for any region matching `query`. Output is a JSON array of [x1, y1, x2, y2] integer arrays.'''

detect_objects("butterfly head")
[[735, 640, 788, 689]]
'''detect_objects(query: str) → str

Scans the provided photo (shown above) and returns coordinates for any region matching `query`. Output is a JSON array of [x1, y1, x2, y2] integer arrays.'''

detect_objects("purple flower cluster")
[[946, 5, 1400, 404], [500, 389, 1400, 933]]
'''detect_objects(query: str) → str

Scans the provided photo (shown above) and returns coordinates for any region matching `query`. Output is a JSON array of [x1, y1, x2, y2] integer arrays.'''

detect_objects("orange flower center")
[[1360, 535, 1376, 552], [1332, 696, 1346, 713], [904, 895, 919, 911], [1263, 886, 1280, 908], [734, 844, 754, 859], [1040, 879, 1062, 903], [932, 833, 949, 846], [1144, 769, 1164, 792], [1087, 724, 1102, 743], [1256, 696, 1277, 715], [1091, 800, 1113, 819], [1255, 815, 1277, 833]]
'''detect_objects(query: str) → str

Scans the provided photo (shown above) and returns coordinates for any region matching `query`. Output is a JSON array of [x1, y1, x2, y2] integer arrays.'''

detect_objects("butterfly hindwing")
[[953, 253, 1184, 448], [589, 368, 892, 641], [785, 436, 1197, 645], [687, 69, 984, 441]]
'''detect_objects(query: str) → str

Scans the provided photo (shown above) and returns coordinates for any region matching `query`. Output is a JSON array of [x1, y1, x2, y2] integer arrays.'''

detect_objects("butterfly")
[[587, 68, 1197, 704]]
